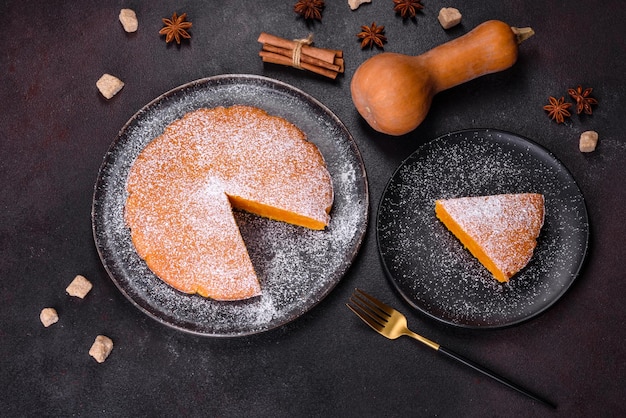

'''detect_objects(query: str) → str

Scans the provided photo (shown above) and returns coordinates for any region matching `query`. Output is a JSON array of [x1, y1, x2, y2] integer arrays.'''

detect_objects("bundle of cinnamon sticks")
[[258, 32, 344, 79]]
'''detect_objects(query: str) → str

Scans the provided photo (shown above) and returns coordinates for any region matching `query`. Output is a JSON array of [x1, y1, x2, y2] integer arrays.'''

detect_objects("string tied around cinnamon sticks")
[[292, 33, 314, 69], [258, 32, 344, 79]]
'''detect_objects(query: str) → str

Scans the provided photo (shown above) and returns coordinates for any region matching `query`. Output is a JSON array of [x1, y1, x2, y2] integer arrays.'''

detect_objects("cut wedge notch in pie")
[[435, 193, 545, 282], [125, 105, 334, 301]]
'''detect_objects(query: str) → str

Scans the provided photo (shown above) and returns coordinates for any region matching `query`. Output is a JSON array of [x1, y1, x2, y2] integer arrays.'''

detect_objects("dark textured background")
[[1, 0, 624, 416]]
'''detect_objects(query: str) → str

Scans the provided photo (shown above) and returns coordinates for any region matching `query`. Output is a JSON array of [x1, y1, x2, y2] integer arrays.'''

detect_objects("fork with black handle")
[[347, 288, 556, 409]]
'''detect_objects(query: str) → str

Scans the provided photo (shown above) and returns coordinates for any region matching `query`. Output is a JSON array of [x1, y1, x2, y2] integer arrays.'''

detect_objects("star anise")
[[357, 22, 387, 49], [393, 0, 424, 19], [568, 85, 598, 115], [159, 12, 192, 44], [543, 96, 572, 124], [294, 0, 325, 21]]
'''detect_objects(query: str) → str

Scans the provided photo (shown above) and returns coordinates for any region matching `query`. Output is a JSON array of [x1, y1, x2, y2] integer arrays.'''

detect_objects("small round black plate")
[[92, 75, 369, 337], [377, 129, 588, 328]]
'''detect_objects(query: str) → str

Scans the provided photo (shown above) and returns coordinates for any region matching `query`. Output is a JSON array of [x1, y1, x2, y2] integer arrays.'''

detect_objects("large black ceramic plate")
[[377, 129, 588, 328], [92, 75, 368, 337]]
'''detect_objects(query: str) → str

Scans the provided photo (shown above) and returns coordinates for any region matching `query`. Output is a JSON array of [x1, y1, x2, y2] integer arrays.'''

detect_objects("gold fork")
[[347, 288, 556, 408]]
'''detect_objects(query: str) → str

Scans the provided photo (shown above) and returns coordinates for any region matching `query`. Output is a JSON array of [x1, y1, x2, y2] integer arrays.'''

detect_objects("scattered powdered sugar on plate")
[[92, 75, 369, 336], [377, 129, 588, 328]]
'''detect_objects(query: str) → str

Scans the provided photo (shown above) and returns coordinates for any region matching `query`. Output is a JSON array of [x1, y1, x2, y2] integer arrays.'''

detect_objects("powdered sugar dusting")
[[436, 194, 544, 280], [92, 75, 368, 336], [377, 130, 588, 328], [124, 106, 334, 300]]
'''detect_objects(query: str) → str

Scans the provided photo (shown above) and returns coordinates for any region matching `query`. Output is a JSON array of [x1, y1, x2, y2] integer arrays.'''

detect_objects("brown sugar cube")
[[119, 9, 138, 33], [89, 335, 114, 363], [348, 0, 371, 10], [66, 274, 93, 298], [579, 130, 599, 152], [438, 7, 462, 29], [40, 308, 59, 327], [96, 74, 125, 99]]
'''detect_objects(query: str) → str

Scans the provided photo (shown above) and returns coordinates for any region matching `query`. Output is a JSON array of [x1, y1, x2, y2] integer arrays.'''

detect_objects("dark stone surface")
[[2, 1, 624, 416]]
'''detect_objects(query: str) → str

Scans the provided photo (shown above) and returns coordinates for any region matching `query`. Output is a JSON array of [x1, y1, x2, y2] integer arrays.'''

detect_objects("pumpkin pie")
[[125, 106, 333, 300], [435, 193, 544, 282]]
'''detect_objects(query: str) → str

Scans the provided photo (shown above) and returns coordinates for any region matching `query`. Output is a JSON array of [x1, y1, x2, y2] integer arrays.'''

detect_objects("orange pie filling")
[[435, 193, 545, 282], [125, 106, 333, 301]]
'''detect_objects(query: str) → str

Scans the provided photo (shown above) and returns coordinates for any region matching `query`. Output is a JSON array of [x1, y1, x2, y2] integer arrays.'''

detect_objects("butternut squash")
[[350, 20, 534, 136]]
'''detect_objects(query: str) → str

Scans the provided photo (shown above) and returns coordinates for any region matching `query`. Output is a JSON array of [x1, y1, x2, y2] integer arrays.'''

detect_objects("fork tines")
[[346, 288, 392, 332]]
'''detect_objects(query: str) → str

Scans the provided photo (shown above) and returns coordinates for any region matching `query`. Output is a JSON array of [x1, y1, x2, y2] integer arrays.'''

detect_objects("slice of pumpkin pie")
[[435, 193, 545, 282]]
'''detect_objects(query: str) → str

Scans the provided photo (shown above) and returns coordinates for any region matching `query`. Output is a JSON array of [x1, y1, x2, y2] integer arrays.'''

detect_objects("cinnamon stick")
[[335, 57, 345, 73], [259, 51, 339, 79], [261, 44, 341, 72], [258, 32, 337, 64], [257, 32, 344, 79]]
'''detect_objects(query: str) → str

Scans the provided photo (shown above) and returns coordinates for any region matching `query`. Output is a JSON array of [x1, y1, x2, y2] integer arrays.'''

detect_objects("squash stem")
[[511, 26, 535, 44]]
